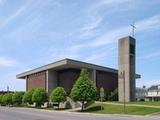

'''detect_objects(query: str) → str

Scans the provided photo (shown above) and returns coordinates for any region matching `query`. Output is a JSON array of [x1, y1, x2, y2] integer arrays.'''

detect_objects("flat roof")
[[16, 58, 141, 79], [16, 58, 118, 79]]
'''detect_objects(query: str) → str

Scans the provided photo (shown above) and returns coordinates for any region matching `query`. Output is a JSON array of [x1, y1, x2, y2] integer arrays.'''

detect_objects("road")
[[0, 107, 160, 120]]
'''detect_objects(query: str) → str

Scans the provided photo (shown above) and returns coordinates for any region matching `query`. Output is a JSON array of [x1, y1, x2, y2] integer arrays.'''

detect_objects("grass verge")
[[80, 103, 160, 115]]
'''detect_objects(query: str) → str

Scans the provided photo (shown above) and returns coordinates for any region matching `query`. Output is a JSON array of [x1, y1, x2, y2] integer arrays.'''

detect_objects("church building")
[[16, 36, 140, 102]]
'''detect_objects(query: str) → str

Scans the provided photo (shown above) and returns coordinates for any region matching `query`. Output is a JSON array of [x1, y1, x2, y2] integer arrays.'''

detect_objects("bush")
[[108, 89, 118, 101], [23, 89, 35, 104], [0, 95, 3, 105], [50, 87, 67, 109], [139, 98, 145, 101], [32, 88, 48, 107], [70, 68, 97, 111], [12, 92, 24, 106], [2, 93, 13, 106]]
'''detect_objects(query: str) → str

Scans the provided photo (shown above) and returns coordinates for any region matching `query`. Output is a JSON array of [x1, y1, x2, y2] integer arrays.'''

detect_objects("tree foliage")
[[108, 89, 118, 101], [23, 89, 35, 104], [0, 95, 3, 105], [2, 93, 13, 105], [70, 68, 97, 111], [32, 88, 48, 107], [50, 87, 67, 109], [12, 92, 24, 105]]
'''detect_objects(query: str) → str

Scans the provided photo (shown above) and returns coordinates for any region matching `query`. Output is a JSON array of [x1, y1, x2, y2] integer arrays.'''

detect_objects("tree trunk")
[[81, 101, 84, 111], [58, 102, 59, 110]]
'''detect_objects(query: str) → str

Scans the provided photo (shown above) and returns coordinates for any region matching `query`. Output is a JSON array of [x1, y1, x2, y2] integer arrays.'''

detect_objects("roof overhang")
[[16, 58, 141, 80], [16, 58, 118, 79]]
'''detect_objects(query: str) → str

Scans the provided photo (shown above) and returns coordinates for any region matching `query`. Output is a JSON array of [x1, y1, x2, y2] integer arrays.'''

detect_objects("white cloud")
[[79, 17, 103, 38], [69, 16, 103, 39], [0, 56, 18, 67], [90, 14, 160, 47], [89, 0, 132, 11], [136, 15, 160, 31], [0, 0, 33, 28], [97, 0, 131, 6], [0, 73, 25, 91], [138, 50, 160, 60]]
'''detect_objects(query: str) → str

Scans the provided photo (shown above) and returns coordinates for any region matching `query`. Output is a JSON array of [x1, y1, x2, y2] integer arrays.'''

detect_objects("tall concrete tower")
[[118, 36, 136, 102]]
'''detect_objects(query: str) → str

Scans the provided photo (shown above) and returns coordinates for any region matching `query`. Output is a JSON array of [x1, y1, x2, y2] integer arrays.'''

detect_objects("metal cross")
[[130, 22, 136, 37]]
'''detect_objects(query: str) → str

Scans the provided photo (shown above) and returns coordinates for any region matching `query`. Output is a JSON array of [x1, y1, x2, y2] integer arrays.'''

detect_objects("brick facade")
[[58, 68, 80, 94], [96, 70, 118, 93], [27, 71, 46, 90], [26, 69, 118, 94]]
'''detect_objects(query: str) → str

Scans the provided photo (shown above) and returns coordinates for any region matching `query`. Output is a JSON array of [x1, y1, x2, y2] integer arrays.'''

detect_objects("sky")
[[0, 0, 160, 91]]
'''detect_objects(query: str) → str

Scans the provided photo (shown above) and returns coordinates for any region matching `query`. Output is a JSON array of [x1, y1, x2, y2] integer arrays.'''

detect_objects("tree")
[[108, 89, 118, 101], [12, 92, 24, 106], [2, 93, 13, 106], [32, 88, 48, 107], [23, 89, 35, 104], [50, 87, 67, 109], [70, 68, 97, 111]]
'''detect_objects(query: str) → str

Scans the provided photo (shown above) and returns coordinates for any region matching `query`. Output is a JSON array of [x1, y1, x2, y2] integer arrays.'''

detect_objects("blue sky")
[[0, 0, 160, 91]]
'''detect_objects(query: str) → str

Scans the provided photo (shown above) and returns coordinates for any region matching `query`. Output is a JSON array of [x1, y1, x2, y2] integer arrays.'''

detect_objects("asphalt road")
[[0, 107, 160, 120]]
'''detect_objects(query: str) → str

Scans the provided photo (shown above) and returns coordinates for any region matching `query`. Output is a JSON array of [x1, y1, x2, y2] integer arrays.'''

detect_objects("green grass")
[[128, 101, 160, 106], [107, 101, 160, 106], [81, 103, 160, 115]]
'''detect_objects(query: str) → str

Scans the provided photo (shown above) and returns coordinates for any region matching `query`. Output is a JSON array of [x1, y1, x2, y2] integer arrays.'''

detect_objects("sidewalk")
[[95, 101, 160, 108]]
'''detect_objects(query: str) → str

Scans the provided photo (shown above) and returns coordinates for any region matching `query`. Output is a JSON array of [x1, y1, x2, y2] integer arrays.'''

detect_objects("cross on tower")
[[130, 22, 136, 37]]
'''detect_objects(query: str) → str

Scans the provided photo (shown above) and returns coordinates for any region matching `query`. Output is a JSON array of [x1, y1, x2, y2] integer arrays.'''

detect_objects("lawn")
[[81, 103, 160, 115], [106, 101, 160, 106], [128, 101, 160, 106]]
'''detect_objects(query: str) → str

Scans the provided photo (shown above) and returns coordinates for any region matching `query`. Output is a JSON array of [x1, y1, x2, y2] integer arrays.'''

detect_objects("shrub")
[[23, 89, 35, 104], [50, 87, 67, 109], [2, 93, 13, 106], [108, 89, 118, 101], [12, 92, 24, 106], [70, 68, 97, 111], [32, 88, 48, 107], [139, 98, 145, 101], [0, 95, 3, 105]]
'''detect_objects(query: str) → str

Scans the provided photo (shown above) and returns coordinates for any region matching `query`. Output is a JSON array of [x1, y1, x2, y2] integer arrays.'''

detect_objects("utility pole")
[[122, 71, 126, 113]]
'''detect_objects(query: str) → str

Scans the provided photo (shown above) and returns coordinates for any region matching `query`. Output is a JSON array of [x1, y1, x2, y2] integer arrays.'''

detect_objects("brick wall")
[[27, 71, 46, 91], [58, 68, 80, 94], [96, 70, 118, 93]]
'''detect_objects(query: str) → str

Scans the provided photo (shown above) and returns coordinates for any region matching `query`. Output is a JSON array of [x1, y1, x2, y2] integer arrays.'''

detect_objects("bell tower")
[[118, 36, 136, 102]]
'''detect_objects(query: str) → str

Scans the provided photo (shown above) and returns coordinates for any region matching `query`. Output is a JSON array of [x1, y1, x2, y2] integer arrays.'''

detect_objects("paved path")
[[96, 102, 160, 108], [0, 107, 160, 120]]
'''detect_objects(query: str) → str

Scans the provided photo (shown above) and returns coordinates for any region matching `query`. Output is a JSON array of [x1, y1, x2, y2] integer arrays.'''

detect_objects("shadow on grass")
[[78, 105, 103, 112]]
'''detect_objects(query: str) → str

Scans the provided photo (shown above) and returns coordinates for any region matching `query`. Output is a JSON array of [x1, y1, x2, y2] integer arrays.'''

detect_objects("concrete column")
[[46, 70, 58, 95], [89, 69, 96, 86], [25, 76, 28, 91]]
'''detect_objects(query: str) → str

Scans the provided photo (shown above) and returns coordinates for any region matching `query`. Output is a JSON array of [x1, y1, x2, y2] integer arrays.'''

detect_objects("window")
[[130, 44, 135, 54]]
